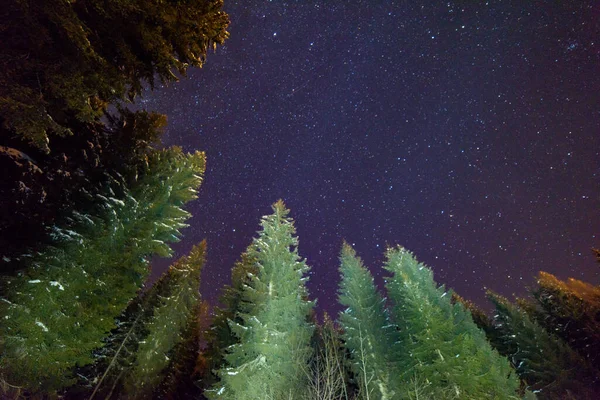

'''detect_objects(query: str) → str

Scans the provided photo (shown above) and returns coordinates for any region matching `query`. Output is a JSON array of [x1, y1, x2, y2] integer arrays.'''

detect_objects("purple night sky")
[[144, 1, 600, 316]]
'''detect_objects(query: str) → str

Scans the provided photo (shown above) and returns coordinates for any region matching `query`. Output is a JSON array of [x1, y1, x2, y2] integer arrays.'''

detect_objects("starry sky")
[[145, 0, 600, 315]]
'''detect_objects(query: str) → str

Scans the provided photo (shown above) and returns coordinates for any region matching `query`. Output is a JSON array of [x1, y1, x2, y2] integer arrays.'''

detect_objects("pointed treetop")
[[272, 199, 289, 219], [340, 240, 356, 259]]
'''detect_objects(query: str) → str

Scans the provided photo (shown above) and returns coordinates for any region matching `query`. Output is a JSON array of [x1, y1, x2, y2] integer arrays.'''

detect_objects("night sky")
[[145, 1, 600, 316]]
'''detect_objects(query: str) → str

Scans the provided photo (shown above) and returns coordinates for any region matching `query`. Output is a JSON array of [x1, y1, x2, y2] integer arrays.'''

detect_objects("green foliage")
[[0, 108, 167, 269], [0, 0, 229, 150], [154, 300, 209, 400], [337, 243, 400, 400], [72, 240, 206, 400], [123, 240, 206, 399], [198, 252, 259, 390], [450, 292, 494, 334], [207, 200, 315, 400], [529, 272, 600, 371], [487, 291, 600, 399], [384, 246, 520, 400], [0, 148, 205, 394]]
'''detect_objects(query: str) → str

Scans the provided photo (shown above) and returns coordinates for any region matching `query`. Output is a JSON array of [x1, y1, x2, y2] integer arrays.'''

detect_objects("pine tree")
[[336, 243, 400, 400], [198, 252, 259, 390], [450, 293, 494, 335], [1, 0, 229, 150], [384, 246, 520, 399], [529, 272, 600, 371], [123, 240, 206, 399], [207, 200, 315, 400], [71, 240, 206, 400], [154, 300, 210, 400], [487, 291, 600, 399], [1, 0, 228, 265], [0, 147, 205, 394], [0, 109, 168, 271]]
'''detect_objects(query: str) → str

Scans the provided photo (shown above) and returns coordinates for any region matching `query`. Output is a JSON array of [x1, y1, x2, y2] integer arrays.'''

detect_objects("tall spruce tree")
[[0, 109, 168, 271], [487, 291, 600, 399], [337, 243, 400, 400], [70, 240, 206, 400], [198, 252, 259, 390], [154, 300, 210, 400], [123, 240, 206, 399], [0, 147, 205, 394], [529, 272, 600, 371], [207, 200, 315, 400], [384, 246, 520, 399]]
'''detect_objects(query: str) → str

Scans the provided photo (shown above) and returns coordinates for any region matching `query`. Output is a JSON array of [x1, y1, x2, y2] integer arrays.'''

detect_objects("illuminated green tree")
[[337, 243, 400, 400], [198, 252, 259, 390], [0, 147, 205, 394], [0, 0, 228, 263], [123, 241, 206, 399], [207, 201, 315, 400], [384, 246, 520, 399], [154, 300, 209, 400]]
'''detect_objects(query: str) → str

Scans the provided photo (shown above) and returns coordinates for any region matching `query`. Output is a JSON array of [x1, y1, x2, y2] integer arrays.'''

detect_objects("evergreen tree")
[[1, 0, 228, 265], [207, 200, 315, 400], [1, 0, 229, 149], [450, 293, 494, 335], [529, 272, 600, 371], [0, 147, 205, 394], [0, 109, 167, 271], [71, 240, 206, 400], [198, 252, 259, 390], [384, 246, 520, 399], [336, 243, 400, 400], [123, 240, 206, 399], [154, 300, 210, 400], [487, 291, 600, 399]]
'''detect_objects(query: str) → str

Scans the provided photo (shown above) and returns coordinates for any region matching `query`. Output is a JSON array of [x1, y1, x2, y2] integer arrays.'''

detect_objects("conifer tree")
[[1, 0, 229, 149], [487, 291, 600, 399], [207, 200, 315, 400], [384, 246, 520, 399], [1, 0, 228, 265], [154, 300, 210, 400], [0, 147, 205, 394], [198, 253, 259, 390], [72, 240, 206, 400], [123, 240, 206, 399], [0, 109, 168, 271], [336, 243, 400, 400], [450, 293, 494, 335], [529, 272, 600, 370]]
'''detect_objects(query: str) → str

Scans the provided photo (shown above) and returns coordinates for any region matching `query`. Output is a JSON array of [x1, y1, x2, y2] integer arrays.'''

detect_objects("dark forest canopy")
[[0, 0, 229, 151]]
